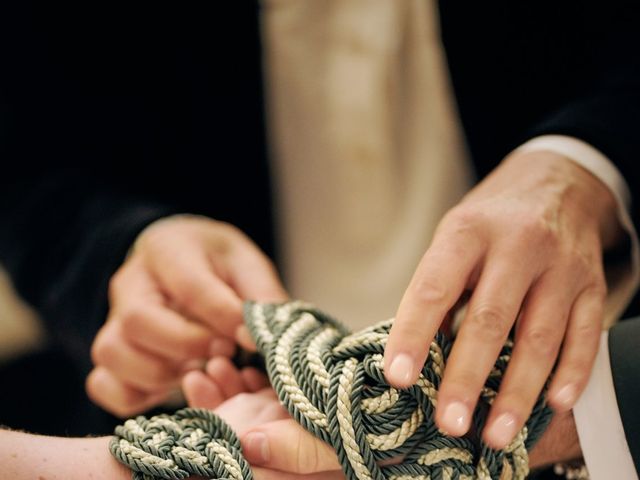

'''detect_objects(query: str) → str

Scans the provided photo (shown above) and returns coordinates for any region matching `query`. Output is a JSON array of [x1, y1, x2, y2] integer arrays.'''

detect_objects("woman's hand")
[[87, 215, 287, 417], [236, 400, 582, 476], [183, 360, 345, 480], [384, 151, 620, 448]]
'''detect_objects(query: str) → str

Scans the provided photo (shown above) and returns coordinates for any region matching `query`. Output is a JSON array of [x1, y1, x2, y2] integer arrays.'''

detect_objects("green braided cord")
[[110, 408, 252, 480], [111, 301, 553, 480], [245, 301, 553, 480]]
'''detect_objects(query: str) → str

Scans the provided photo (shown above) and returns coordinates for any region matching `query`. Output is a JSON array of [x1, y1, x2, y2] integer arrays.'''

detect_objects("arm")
[[0, 3, 280, 417], [0, 430, 129, 480], [384, 0, 640, 449]]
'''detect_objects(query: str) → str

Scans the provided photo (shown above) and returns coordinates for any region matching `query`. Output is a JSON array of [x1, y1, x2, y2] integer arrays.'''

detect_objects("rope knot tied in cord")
[[111, 301, 553, 480]]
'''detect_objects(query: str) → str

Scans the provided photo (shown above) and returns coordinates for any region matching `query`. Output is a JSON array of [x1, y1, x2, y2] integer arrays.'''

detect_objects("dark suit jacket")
[[0, 1, 638, 465]]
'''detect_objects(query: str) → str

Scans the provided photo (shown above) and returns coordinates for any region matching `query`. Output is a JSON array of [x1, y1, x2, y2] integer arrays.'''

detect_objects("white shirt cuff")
[[515, 135, 640, 326], [573, 332, 638, 480]]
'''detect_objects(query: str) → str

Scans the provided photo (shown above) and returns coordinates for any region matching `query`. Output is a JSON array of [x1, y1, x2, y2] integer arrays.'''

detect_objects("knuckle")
[[172, 274, 202, 306], [118, 305, 147, 333], [144, 363, 175, 387], [586, 278, 607, 300], [440, 206, 481, 236], [412, 276, 450, 307], [468, 305, 512, 342], [572, 320, 600, 345], [172, 338, 201, 360], [555, 363, 591, 392], [91, 333, 117, 366], [520, 326, 560, 357]]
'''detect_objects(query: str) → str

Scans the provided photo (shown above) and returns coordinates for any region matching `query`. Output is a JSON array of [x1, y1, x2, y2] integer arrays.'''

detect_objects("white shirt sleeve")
[[573, 332, 638, 480], [515, 134, 640, 327]]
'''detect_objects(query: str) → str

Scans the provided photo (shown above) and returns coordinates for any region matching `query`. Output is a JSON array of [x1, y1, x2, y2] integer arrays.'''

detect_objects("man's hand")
[[384, 151, 621, 448], [86, 215, 287, 417]]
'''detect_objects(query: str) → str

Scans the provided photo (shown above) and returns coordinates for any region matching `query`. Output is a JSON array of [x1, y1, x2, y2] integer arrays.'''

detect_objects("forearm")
[[0, 430, 130, 480]]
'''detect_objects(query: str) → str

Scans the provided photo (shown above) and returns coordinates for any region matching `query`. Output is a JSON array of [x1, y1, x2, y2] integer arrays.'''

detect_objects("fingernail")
[[485, 413, 518, 449], [441, 401, 469, 436], [243, 432, 270, 464], [554, 384, 576, 409], [386, 353, 415, 386], [235, 325, 256, 350]]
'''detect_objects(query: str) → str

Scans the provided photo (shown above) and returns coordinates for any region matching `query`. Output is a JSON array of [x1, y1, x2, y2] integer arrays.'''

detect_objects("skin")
[[182, 356, 582, 476], [89, 150, 621, 449], [0, 389, 342, 480], [384, 151, 620, 448], [86, 216, 287, 417]]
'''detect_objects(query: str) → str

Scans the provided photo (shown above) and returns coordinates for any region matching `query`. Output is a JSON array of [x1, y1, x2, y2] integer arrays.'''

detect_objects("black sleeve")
[[0, 171, 177, 372], [609, 317, 640, 475], [526, 1, 640, 231], [440, 1, 640, 237], [0, 2, 273, 375]]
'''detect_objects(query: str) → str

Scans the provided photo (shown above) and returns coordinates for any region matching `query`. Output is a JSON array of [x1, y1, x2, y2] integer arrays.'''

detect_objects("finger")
[[253, 467, 345, 480], [385, 225, 485, 388], [547, 285, 604, 411], [436, 253, 534, 437], [86, 367, 167, 417], [224, 242, 288, 350], [209, 337, 237, 357], [482, 274, 571, 449], [110, 262, 214, 361], [182, 370, 226, 409], [242, 419, 341, 473], [241, 367, 270, 392], [108, 257, 163, 308], [117, 303, 213, 362], [223, 241, 289, 302], [148, 246, 245, 338], [92, 322, 179, 391], [205, 356, 248, 399]]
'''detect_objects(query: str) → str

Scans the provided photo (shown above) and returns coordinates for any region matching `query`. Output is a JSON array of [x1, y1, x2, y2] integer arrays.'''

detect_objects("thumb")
[[241, 419, 341, 474], [227, 242, 289, 303]]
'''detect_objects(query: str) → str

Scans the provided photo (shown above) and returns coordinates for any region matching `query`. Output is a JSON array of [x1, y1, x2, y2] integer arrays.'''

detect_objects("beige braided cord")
[[111, 301, 553, 480]]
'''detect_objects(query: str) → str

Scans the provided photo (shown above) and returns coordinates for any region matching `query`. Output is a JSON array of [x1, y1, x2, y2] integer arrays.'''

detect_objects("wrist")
[[529, 410, 582, 469], [503, 150, 622, 249]]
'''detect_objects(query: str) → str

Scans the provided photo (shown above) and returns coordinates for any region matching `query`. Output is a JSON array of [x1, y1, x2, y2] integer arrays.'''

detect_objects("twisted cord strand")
[[111, 301, 553, 480]]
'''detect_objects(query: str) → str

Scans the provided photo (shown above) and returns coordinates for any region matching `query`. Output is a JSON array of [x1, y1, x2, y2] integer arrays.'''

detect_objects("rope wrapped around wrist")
[[111, 301, 553, 480]]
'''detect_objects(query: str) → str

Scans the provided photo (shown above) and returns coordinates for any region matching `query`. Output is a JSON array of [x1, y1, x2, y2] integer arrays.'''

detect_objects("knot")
[[110, 408, 252, 480], [245, 301, 553, 480], [111, 301, 553, 480]]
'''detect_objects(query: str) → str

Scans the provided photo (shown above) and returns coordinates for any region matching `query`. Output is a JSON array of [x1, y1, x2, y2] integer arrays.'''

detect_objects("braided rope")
[[112, 301, 553, 480]]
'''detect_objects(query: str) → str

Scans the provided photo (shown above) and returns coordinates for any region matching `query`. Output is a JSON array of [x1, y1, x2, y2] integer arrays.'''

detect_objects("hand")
[[384, 151, 621, 448], [182, 356, 271, 411], [87, 215, 287, 417], [183, 359, 344, 480], [184, 358, 580, 477]]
